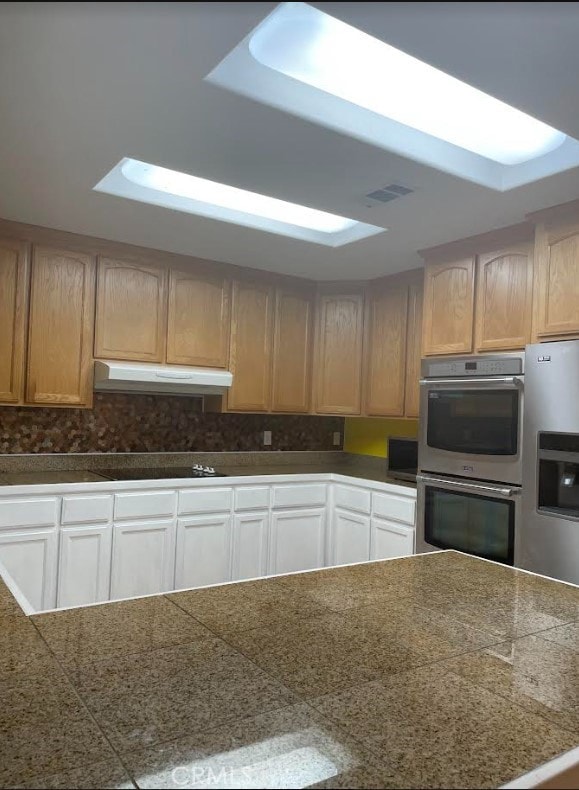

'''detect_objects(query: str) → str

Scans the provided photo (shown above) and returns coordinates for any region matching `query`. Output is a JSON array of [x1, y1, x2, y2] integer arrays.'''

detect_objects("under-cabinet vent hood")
[[94, 361, 232, 396]]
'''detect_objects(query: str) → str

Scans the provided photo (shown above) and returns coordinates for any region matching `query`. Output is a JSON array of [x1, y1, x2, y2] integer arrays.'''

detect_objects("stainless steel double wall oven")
[[417, 353, 525, 566]]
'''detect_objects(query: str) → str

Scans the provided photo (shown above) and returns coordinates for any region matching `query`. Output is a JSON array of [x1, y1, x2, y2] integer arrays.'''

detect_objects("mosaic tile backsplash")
[[0, 394, 344, 454]]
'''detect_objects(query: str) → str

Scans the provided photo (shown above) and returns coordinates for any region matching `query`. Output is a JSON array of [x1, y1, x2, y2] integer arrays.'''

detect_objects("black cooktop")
[[98, 467, 228, 481]]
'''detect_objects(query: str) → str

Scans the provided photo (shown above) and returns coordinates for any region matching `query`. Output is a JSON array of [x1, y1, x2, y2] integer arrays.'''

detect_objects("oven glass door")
[[424, 484, 515, 564], [426, 388, 519, 456]]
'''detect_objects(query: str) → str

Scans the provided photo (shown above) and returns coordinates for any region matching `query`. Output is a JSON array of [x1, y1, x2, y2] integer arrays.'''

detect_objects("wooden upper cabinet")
[[422, 257, 475, 355], [26, 247, 95, 406], [364, 285, 408, 417], [0, 239, 29, 404], [166, 267, 230, 367], [227, 280, 274, 412], [475, 243, 533, 351], [404, 276, 424, 418], [534, 219, 579, 337], [95, 258, 167, 362], [271, 286, 314, 413], [314, 293, 364, 415]]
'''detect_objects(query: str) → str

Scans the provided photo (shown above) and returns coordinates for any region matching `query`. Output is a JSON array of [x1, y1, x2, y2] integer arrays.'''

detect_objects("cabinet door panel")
[[269, 509, 325, 575], [331, 509, 371, 566], [0, 528, 57, 611], [58, 525, 112, 608], [110, 518, 175, 599], [422, 258, 475, 355], [271, 288, 313, 413], [475, 245, 533, 351], [405, 277, 424, 418], [232, 512, 269, 581], [370, 518, 414, 561], [95, 258, 166, 361], [0, 239, 29, 404], [227, 281, 273, 411], [364, 286, 408, 416], [535, 222, 579, 336], [26, 247, 95, 406], [175, 515, 232, 590], [167, 268, 230, 367], [315, 294, 364, 414]]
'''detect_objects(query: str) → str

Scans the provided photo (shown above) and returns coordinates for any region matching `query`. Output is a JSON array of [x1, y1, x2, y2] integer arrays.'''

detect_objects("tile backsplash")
[[0, 394, 344, 454]]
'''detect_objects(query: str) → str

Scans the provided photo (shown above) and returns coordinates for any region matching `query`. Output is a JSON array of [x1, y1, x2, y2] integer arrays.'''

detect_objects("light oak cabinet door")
[[167, 268, 230, 367], [475, 244, 533, 351], [314, 293, 364, 415], [422, 257, 475, 355], [404, 277, 424, 418], [364, 285, 408, 416], [0, 239, 29, 404], [95, 258, 167, 362], [271, 287, 313, 413], [227, 280, 274, 412], [534, 220, 579, 337], [26, 247, 95, 406]]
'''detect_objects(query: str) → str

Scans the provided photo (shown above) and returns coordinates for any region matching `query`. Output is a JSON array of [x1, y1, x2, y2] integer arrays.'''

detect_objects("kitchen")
[[1, 2, 579, 789]]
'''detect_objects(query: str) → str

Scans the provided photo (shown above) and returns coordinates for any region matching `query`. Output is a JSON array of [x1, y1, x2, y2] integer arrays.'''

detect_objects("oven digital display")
[[465, 361, 477, 371]]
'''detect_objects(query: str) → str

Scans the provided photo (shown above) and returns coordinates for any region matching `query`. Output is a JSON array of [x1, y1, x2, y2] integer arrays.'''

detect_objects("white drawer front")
[[0, 498, 58, 530], [178, 487, 233, 515], [234, 486, 270, 511], [333, 484, 371, 515], [114, 491, 176, 521], [272, 484, 326, 509], [372, 492, 416, 525], [62, 495, 113, 525]]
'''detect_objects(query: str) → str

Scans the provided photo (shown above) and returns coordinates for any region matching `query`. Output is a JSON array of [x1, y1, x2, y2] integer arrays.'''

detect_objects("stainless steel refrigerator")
[[522, 339, 579, 585]]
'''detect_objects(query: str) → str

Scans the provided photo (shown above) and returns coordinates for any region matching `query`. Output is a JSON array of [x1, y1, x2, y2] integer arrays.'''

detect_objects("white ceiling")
[[1, 1, 579, 280]]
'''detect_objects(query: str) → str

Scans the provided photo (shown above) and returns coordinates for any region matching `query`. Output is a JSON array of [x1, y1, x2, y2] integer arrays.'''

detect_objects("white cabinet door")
[[232, 512, 269, 581], [331, 508, 371, 566], [175, 515, 232, 590], [0, 528, 58, 611], [370, 517, 414, 561], [110, 518, 176, 600], [58, 525, 112, 608], [269, 508, 326, 575]]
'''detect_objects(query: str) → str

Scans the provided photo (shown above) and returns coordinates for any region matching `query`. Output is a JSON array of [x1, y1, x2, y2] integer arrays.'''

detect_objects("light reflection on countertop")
[[0, 551, 578, 787]]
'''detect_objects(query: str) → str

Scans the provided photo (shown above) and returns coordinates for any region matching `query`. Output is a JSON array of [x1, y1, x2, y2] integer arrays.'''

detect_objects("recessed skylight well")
[[93, 158, 385, 247], [207, 2, 579, 190]]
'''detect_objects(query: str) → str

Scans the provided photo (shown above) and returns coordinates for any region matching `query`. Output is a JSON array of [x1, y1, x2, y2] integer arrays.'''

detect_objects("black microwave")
[[387, 436, 418, 482]]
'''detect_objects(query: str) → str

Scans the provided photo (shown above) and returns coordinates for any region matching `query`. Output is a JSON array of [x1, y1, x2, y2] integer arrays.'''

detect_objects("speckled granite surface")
[[0, 451, 416, 488], [1, 551, 578, 788]]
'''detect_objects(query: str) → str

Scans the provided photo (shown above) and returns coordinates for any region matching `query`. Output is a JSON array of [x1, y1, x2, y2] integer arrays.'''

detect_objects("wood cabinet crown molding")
[[419, 222, 534, 264]]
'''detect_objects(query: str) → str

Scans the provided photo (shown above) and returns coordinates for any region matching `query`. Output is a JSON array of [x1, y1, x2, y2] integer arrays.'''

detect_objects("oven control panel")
[[422, 355, 524, 378]]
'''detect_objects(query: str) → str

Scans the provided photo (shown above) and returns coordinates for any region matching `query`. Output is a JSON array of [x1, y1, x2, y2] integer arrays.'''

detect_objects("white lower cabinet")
[[370, 517, 415, 561], [0, 528, 58, 611], [58, 525, 112, 608], [269, 508, 326, 575], [175, 515, 232, 590], [110, 518, 176, 600], [331, 508, 371, 566], [232, 512, 269, 581], [0, 478, 416, 613]]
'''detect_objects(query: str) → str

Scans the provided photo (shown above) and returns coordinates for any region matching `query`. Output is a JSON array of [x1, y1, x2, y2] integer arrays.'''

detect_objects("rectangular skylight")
[[206, 2, 579, 190], [93, 158, 385, 247]]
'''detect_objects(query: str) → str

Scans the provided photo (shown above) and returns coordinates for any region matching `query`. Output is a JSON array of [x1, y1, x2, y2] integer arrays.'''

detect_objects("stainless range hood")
[[94, 360, 232, 396]]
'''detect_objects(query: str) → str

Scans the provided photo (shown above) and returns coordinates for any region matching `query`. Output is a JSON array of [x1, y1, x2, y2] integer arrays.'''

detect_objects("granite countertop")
[[0, 458, 416, 488], [1, 550, 578, 788]]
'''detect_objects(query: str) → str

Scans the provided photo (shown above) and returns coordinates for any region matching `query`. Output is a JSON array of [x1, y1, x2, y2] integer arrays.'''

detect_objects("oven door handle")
[[417, 474, 519, 497], [419, 376, 522, 388]]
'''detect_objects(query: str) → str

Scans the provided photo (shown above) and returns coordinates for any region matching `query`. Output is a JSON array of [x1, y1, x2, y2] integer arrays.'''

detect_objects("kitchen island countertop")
[[1, 550, 578, 788]]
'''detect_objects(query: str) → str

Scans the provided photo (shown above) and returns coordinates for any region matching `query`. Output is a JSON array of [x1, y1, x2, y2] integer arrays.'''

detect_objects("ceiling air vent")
[[365, 183, 414, 205]]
